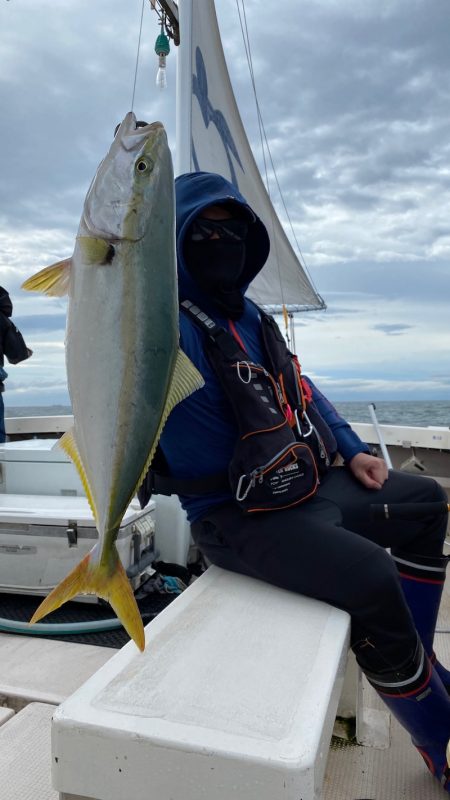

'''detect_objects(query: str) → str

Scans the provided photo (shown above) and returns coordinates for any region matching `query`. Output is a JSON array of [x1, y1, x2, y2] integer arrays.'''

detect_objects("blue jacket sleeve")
[[304, 376, 370, 463]]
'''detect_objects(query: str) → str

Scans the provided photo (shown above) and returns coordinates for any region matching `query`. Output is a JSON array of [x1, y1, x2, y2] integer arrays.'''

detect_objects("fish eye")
[[135, 157, 153, 174]]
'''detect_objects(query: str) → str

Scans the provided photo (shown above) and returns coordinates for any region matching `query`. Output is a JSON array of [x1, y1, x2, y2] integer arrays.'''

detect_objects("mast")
[[175, 0, 192, 175]]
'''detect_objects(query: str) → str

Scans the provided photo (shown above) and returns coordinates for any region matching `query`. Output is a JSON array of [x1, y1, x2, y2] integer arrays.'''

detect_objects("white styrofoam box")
[[152, 493, 191, 565], [0, 494, 154, 595], [0, 439, 83, 496], [52, 566, 350, 800]]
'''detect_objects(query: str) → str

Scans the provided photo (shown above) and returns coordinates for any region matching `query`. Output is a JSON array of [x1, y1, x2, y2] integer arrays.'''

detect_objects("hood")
[[175, 172, 270, 310], [0, 287, 13, 317]]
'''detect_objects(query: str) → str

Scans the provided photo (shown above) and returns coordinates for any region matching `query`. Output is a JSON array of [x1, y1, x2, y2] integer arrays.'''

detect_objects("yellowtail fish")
[[22, 113, 204, 651]]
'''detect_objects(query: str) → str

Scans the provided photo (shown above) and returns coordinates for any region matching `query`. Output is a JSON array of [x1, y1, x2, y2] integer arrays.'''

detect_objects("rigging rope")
[[235, 0, 285, 314], [234, 3, 270, 194], [234, 0, 322, 303]]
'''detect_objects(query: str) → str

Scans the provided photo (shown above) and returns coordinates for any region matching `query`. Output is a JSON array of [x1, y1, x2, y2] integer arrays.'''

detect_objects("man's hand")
[[348, 452, 388, 489]]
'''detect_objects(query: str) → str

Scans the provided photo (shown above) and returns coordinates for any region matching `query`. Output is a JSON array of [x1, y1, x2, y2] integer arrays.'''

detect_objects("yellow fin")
[[59, 428, 98, 524], [135, 348, 204, 496], [168, 347, 205, 407], [29, 547, 145, 652], [107, 558, 145, 652], [77, 236, 115, 265], [21, 258, 71, 296]]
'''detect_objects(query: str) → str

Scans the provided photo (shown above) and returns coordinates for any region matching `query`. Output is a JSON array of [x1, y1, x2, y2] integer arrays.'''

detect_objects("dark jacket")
[[0, 287, 31, 391], [159, 172, 369, 523]]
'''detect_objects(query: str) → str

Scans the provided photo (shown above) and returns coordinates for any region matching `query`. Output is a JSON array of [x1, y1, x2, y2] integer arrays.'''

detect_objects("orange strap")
[[292, 355, 312, 406]]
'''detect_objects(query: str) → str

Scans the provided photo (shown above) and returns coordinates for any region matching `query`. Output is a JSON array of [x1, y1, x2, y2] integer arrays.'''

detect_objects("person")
[[143, 171, 450, 792], [0, 286, 32, 442]]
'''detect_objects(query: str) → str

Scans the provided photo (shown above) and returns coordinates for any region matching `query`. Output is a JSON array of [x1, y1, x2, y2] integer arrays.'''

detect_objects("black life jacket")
[[138, 301, 337, 514]]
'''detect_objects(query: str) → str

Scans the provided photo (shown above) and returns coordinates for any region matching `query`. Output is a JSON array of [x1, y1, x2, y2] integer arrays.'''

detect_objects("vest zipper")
[[235, 443, 316, 502]]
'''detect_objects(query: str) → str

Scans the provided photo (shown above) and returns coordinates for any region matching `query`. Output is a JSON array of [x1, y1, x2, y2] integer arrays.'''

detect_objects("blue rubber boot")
[[366, 639, 450, 791], [392, 551, 450, 691]]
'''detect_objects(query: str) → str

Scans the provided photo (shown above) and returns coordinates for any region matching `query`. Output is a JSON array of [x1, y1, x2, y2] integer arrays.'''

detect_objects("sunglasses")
[[188, 217, 249, 243]]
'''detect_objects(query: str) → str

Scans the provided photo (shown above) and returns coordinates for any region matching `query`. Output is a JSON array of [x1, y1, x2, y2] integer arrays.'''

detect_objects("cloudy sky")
[[1, 0, 449, 411]]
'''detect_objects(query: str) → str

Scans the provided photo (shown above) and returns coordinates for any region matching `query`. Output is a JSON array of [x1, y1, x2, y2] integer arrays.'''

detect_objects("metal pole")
[[368, 403, 393, 470], [175, 0, 193, 176]]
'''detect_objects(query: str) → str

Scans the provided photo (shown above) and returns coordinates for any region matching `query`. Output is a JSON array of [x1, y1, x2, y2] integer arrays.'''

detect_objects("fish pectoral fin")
[[21, 258, 72, 296], [77, 236, 115, 265], [59, 427, 98, 524], [30, 546, 145, 652]]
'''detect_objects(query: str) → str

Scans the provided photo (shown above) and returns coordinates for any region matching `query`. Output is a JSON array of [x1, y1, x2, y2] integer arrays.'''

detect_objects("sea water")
[[333, 400, 449, 428], [5, 401, 450, 428]]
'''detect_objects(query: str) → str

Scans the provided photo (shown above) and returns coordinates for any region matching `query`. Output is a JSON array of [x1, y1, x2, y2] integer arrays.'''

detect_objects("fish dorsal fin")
[[59, 427, 98, 524], [22, 258, 72, 296], [135, 348, 204, 493]]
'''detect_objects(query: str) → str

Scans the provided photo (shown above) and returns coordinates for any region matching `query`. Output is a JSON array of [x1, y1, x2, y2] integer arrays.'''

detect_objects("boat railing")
[[5, 415, 73, 440], [4, 415, 449, 450]]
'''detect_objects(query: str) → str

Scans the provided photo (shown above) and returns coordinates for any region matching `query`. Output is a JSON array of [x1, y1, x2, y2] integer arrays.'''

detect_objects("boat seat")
[[0, 701, 58, 800], [53, 565, 350, 800]]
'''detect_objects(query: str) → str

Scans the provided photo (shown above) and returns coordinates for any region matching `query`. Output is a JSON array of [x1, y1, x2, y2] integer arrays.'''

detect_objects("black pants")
[[191, 468, 448, 675]]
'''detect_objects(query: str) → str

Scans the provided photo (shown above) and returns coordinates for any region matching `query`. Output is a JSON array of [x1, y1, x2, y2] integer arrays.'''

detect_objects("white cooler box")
[[0, 439, 83, 496], [0, 494, 155, 597]]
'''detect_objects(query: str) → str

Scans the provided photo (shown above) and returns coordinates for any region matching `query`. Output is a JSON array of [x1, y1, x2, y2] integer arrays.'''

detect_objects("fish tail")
[[106, 556, 146, 652], [29, 546, 145, 652]]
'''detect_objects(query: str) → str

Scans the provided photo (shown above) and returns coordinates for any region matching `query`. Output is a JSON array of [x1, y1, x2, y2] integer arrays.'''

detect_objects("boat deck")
[[325, 634, 450, 799], [326, 714, 448, 799], [325, 542, 450, 800]]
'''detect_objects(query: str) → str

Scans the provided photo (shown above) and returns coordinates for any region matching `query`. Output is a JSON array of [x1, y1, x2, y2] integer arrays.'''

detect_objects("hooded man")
[[0, 287, 32, 441], [155, 172, 450, 792]]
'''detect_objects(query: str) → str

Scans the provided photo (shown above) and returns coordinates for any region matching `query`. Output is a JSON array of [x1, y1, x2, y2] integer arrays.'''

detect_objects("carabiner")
[[236, 472, 255, 501], [295, 408, 314, 438]]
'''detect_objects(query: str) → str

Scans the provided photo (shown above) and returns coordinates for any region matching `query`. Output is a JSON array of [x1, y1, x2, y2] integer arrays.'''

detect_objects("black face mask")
[[184, 236, 247, 320]]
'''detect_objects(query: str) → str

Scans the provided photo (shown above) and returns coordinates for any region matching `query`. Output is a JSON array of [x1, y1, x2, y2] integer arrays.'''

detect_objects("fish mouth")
[[82, 113, 166, 242], [116, 113, 164, 148]]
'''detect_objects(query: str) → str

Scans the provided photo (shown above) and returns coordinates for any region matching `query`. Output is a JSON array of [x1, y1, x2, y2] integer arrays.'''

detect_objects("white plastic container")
[[0, 439, 83, 496], [0, 494, 154, 596]]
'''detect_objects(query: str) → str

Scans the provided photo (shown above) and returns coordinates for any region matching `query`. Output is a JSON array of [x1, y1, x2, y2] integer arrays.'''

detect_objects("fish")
[[22, 112, 204, 651]]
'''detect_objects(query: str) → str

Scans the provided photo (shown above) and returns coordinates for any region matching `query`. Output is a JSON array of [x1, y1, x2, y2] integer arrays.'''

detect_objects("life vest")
[[182, 299, 337, 513], [138, 301, 337, 514]]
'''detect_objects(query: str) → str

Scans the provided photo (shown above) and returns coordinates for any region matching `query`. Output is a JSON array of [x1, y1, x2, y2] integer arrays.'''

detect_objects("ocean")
[[333, 401, 450, 428], [4, 401, 450, 428]]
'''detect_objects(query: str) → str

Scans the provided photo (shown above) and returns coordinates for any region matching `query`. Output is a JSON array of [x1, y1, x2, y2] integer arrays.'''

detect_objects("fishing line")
[[131, 0, 146, 112]]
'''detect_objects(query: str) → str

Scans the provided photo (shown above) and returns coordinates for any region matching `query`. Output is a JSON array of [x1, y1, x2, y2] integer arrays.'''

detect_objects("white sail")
[[176, 0, 325, 311]]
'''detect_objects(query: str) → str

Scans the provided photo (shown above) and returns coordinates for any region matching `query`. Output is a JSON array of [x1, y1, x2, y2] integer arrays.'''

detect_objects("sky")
[[0, 0, 449, 410]]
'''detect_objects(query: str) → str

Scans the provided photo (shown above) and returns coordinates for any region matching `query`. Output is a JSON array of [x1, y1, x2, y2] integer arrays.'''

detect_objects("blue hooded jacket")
[[159, 172, 368, 523]]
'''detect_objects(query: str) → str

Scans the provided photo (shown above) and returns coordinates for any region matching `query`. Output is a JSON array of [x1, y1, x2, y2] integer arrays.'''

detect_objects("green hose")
[[0, 616, 122, 635]]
